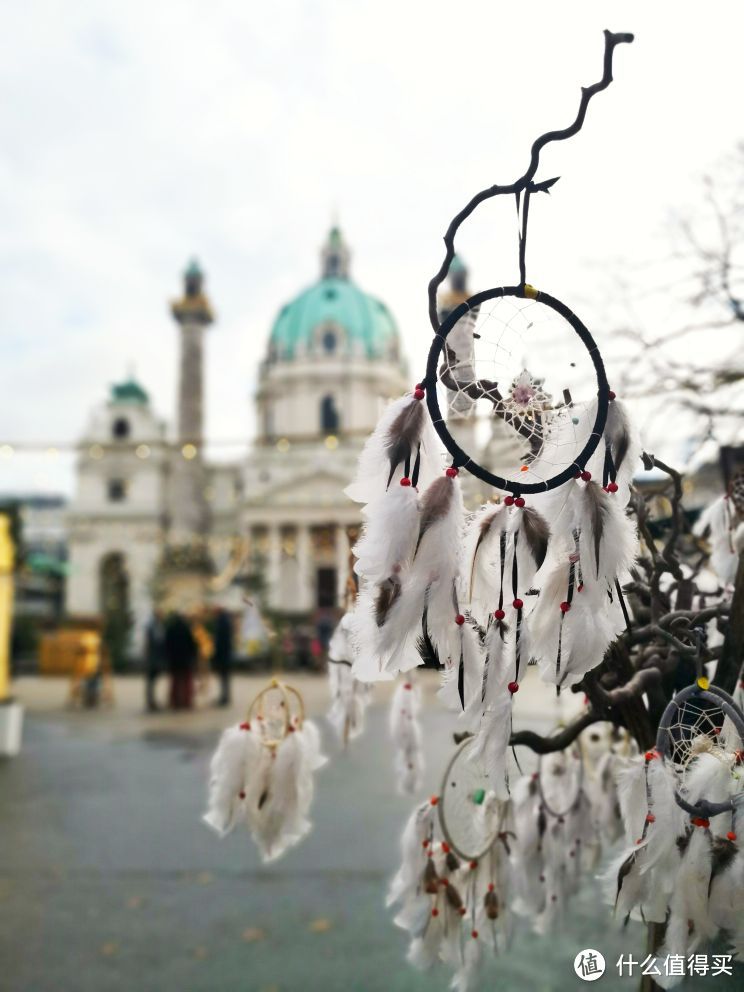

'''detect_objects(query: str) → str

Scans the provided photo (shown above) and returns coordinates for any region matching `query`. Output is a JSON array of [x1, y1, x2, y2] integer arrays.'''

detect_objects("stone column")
[[267, 524, 281, 609], [335, 526, 349, 608], [296, 525, 312, 612], [169, 261, 214, 547]]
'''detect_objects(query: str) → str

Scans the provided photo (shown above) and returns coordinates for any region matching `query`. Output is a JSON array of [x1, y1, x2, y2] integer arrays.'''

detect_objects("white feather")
[[202, 725, 257, 837]]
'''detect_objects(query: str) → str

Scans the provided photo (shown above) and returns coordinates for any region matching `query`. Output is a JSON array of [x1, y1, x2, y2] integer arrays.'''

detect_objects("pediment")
[[245, 468, 354, 509]]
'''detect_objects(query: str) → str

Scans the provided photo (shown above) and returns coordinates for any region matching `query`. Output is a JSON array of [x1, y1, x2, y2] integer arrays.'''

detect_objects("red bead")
[[422, 839, 429, 848], [559, 601, 571, 613], [430, 796, 439, 806], [727, 832, 737, 841], [239, 722, 251, 731], [577, 583, 584, 592], [691, 817, 710, 829], [403, 682, 412, 690], [445, 466, 458, 478], [471, 930, 479, 939], [487, 883, 495, 892], [441, 842, 450, 853], [494, 609, 505, 620], [608, 482, 619, 493], [431, 908, 439, 917], [512, 598, 523, 610], [644, 750, 658, 762], [414, 387, 425, 400], [400, 476, 412, 487], [288, 725, 295, 732], [507, 681, 519, 694], [504, 495, 514, 506], [469, 860, 478, 869], [646, 814, 656, 823], [455, 614, 465, 626], [239, 791, 246, 799], [580, 471, 591, 482], [608, 390, 616, 401], [458, 906, 467, 916], [636, 838, 643, 845], [514, 497, 525, 507]]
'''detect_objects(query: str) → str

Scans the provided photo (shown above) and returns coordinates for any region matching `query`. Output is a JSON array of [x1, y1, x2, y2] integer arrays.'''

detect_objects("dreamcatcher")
[[348, 30, 638, 803], [327, 567, 374, 747], [607, 676, 744, 983], [693, 468, 744, 586], [392, 727, 629, 991], [203, 678, 327, 861], [390, 677, 425, 795], [388, 736, 515, 992]]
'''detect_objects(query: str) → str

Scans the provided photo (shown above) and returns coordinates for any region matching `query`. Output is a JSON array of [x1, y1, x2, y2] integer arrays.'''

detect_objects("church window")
[[322, 330, 336, 353], [112, 417, 130, 440], [320, 395, 339, 434], [107, 479, 127, 502]]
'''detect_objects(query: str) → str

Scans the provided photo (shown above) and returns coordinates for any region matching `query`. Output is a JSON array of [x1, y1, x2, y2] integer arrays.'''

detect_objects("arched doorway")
[[99, 552, 132, 669]]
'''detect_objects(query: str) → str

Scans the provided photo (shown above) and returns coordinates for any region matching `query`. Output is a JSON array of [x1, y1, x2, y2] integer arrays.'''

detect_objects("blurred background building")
[[63, 227, 409, 657]]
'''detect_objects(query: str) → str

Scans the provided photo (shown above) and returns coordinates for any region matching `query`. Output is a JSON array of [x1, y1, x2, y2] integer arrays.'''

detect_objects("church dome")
[[267, 227, 401, 362]]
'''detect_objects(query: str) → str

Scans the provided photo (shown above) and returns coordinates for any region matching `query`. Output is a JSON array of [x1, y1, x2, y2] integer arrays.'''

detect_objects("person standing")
[[164, 611, 197, 710], [211, 606, 234, 707], [144, 608, 165, 712]]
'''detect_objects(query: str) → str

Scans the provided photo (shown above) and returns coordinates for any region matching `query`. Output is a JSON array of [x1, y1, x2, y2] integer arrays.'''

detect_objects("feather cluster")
[[390, 679, 424, 795], [203, 717, 327, 862], [388, 793, 514, 992], [326, 614, 373, 746], [389, 727, 643, 991], [603, 742, 744, 979]]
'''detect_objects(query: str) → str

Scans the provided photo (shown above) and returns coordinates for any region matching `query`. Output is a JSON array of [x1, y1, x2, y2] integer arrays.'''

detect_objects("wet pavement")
[[0, 673, 736, 991]]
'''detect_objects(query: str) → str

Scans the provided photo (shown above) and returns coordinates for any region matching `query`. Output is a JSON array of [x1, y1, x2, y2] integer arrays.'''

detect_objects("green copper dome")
[[110, 378, 149, 405], [268, 228, 401, 362]]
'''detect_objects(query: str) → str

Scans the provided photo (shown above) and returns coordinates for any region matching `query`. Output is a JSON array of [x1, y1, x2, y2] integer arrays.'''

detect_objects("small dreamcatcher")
[[609, 677, 744, 968], [388, 739, 516, 992], [655, 678, 744, 824], [203, 677, 327, 862]]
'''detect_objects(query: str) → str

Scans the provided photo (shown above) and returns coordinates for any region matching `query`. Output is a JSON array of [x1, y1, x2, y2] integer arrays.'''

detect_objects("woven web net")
[[440, 296, 598, 487], [665, 692, 743, 775], [440, 737, 505, 859]]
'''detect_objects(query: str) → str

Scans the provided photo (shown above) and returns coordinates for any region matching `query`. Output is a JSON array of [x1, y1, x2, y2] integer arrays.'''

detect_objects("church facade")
[[65, 229, 409, 652]]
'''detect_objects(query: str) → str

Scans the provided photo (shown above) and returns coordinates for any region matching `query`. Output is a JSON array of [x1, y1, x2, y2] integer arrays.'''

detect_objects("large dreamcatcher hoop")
[[425, 286, 610, 493], [420, 30, 632, 496], [438, 736, 504, 861], [655, 679, 744, 821]]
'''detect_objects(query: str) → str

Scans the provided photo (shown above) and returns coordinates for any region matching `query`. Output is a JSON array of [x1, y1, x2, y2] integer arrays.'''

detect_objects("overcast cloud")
[[1, 0, 742, 494]]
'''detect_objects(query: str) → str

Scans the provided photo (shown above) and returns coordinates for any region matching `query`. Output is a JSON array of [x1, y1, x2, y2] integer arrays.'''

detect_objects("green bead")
[[472, 788, 486, 805]]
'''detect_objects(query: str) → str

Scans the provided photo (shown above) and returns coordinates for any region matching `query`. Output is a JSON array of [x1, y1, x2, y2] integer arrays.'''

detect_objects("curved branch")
[[427, 30, 634, 331], [509, 710, 602, 754]]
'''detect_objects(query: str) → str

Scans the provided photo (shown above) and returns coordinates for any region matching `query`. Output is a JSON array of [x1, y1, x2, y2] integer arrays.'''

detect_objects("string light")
[[135, 444, 151, 459], [276, 438, 290, 453], [181, 443, 198, 460]]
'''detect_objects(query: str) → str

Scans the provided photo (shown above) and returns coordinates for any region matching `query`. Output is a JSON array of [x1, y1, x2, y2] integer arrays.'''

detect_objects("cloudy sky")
[[1, 0, 742, 494]]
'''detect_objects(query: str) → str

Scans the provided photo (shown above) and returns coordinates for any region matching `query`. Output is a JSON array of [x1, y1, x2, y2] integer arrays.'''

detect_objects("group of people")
[[144, 605, 234, 712]]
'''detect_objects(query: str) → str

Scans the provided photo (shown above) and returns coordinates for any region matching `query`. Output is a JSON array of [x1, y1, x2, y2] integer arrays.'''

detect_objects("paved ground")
[[0, 671, 736, 991]]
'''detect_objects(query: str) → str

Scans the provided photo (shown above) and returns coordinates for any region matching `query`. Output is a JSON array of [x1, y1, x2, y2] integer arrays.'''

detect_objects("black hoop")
[[655, 683, 744, 820], [423, 285, 610, 495]]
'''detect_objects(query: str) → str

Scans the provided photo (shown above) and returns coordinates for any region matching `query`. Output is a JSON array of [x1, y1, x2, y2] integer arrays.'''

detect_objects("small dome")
[[267, 228, 401, 362], [110, 378, 149, 405]]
